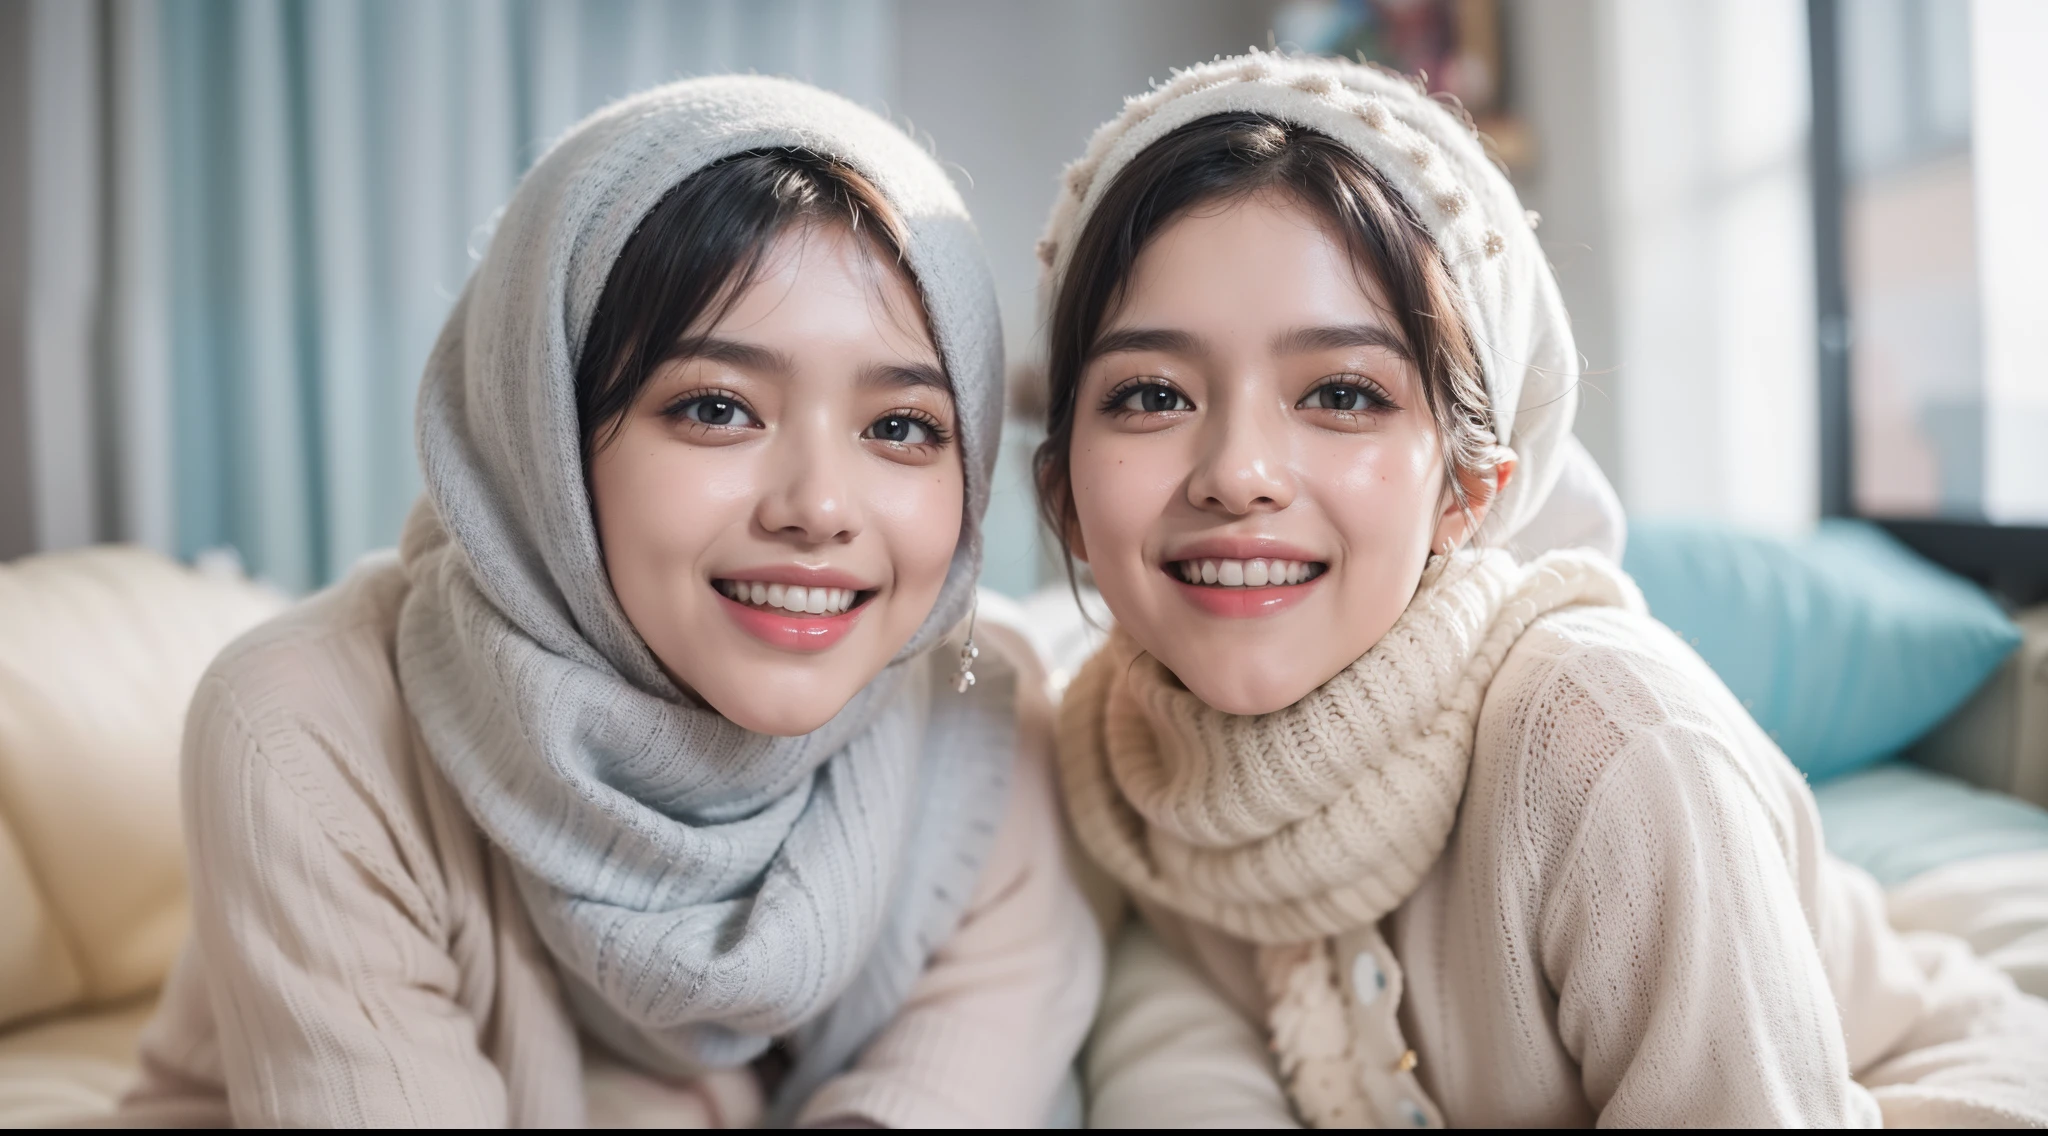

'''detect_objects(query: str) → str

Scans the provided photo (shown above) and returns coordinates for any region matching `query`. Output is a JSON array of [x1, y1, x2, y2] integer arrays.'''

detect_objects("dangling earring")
[[953, 603, 980, 694]]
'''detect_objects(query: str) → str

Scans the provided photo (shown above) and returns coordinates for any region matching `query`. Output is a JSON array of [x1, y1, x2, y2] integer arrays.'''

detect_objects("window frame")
[[1806, 0, 2048, 608]]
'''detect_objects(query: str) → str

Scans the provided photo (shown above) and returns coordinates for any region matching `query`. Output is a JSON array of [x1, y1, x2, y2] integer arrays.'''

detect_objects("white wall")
[[1511, 0, 1821, 537], [1974, 0, 2048, 524], [1505, 0, 1622, 481]]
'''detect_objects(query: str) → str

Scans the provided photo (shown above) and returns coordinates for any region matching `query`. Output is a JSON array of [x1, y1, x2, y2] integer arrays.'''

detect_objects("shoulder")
[[185, 555, 442, 864], [1478, 602, 1766, 765], [200, 553, 411, 713], [194, 555, 413, 751], [1470, 604, 1803, 884]]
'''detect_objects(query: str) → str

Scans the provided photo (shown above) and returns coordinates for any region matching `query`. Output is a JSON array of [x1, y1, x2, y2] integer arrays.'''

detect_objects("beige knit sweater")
[[1081, 603, 2048, 1127], [115, 557, 1101, 1128]]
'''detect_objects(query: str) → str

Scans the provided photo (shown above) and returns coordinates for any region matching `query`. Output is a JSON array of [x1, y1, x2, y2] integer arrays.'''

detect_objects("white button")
[[1351, 951, 1387, 1005]]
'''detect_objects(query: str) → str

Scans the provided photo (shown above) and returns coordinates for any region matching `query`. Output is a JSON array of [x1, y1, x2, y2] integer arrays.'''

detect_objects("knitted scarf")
[[1058, 549, 1635, 1123], [393, 77, 1011, 1124]]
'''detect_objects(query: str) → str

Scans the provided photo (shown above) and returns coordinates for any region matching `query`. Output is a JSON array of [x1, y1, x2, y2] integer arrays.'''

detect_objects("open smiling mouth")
[[713, 578, 877, 653], [713, 579, 874, 617], [1166, 557, 1326, 588]]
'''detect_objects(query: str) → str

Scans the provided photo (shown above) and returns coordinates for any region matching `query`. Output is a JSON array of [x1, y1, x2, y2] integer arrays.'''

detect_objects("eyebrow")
[[1089, 326, 1206, 360], [674, 338, 948, 394], [674, 336, 796, 374], [1272, 323, 1413, 361], [1088, 323, 1414, 363], [858, 361, 953, 393]]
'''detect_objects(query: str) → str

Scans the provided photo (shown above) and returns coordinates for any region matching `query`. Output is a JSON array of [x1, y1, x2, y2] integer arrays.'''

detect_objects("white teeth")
[[1169, 558, 1319, 589], [718, 580, 858, 614]]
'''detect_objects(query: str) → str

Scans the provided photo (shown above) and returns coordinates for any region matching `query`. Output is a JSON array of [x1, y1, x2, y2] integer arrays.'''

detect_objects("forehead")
[[711, 222, 939, 360], [1112, 192, 1396, 334]]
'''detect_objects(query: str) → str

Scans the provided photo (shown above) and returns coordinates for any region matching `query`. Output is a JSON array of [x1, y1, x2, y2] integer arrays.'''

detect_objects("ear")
[[1430, 452, 1517, 555]]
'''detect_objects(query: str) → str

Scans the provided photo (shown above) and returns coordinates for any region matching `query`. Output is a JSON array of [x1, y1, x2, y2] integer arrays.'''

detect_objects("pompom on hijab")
[[1034, 49, 1623, 560]]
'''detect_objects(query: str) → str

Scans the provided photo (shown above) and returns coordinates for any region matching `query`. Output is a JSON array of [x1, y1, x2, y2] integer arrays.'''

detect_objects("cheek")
[[867, 458, 966, 597], [1067, 424, 1185, 563], [590, 429, 755, 597], [1309, 424, 1444, 562]]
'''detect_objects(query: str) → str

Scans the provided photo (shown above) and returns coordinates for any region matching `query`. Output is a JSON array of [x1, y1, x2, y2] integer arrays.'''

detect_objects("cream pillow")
[[0, 547, 286, 1029]]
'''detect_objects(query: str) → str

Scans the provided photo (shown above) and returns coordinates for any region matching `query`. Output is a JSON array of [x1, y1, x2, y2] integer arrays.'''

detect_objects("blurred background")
[[1, 0, 2042, 602]]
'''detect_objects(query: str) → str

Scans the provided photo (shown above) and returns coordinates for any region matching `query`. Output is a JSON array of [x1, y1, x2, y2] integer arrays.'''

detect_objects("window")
[[1811, 0, 2048, 604]]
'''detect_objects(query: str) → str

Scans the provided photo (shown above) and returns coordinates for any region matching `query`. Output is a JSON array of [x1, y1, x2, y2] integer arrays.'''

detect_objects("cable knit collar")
[[1059, 549, 1640, 945]]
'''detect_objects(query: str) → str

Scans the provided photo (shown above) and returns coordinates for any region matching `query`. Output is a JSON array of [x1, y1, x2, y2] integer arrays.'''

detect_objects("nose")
[[756, 422, 863, 546], [1186, 400, 1295, 516]]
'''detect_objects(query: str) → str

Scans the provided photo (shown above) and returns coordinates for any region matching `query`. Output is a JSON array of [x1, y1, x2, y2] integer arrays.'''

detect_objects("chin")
[[689, 661, 859, 737], [710, 687, 847, 736], [1169, 657, 1322, 717]]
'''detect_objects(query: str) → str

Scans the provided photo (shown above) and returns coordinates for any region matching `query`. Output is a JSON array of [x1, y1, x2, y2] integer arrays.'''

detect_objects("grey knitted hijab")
[[393, 76, 1011, 1120]]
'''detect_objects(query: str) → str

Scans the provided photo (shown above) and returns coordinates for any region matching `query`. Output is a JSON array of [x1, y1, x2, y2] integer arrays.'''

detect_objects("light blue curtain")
[[113, 0, 893, 592]]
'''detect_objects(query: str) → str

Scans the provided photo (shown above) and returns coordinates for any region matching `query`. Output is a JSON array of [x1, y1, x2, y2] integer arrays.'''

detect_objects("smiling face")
[[1066, 191, 1501, 715], [588, 221, 963, 736]]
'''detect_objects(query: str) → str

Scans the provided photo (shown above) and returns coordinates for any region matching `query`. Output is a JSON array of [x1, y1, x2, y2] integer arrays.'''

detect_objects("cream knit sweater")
[[1080, 601, 2048, 1127], [115, 558, 1101, 1127]]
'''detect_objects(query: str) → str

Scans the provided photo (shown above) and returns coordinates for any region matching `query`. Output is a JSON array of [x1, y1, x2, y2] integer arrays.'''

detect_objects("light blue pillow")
[[1814, 761, 2048, 887], [1622, 519, 2021, 781]]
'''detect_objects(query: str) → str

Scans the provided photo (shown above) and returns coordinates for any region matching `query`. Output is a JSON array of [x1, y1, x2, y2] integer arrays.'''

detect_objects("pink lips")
[[1168, 573, 1324, 618], [713, 564, 876, 653], [716, 592, 867, 652], [1161, 536, 1326, 620]]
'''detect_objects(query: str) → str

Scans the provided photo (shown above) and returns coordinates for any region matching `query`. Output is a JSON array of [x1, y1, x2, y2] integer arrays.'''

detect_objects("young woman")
[[1036, 52, 2048, 1127], [118, 76, 1099, 1127]]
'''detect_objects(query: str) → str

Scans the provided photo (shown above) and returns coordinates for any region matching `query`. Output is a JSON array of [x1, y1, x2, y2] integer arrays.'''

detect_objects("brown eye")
[[1114, 383, 1194, 413], [1297, 378, 1392, 413], [1311, 384, 1365, 411], [671, 394, 758, 428], [864, 414, 937, 445]]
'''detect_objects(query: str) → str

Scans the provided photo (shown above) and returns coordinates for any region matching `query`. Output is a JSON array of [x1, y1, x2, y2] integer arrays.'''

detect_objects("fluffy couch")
[[2, 538, 2044, 1126], [0, 547, 284, 1123]]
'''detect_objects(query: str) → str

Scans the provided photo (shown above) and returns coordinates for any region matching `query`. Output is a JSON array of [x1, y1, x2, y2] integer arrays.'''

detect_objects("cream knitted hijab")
[[1043, 50, 1638, 1126], [1036, 49, 1621, 555]]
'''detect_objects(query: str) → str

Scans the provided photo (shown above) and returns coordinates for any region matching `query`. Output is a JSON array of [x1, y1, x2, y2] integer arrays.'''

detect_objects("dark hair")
[[575, 147, 910, 462], [1032, 112, 1499, 572]]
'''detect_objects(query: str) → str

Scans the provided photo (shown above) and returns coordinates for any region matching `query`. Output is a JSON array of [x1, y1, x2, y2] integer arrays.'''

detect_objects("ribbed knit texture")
[[390, 76, 1015, 1122], [1042, 47, 2048, 1131], [1060, 550, 1635, 945], [1061, 550, 1637, 1125], [1082, 602, 2048, 1126], [120, 560, 1103, 1128]]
